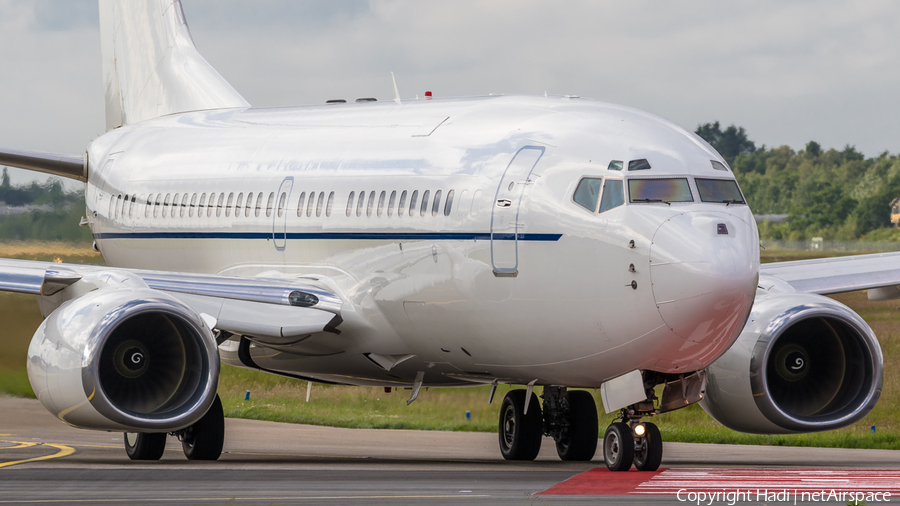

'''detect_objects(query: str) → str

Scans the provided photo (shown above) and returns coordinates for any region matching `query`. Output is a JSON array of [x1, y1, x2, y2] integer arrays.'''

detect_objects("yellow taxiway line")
[[0, 440, 75, 469]]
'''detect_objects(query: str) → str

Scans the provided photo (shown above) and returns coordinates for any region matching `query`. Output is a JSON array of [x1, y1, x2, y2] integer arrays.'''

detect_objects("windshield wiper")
[[632, 198, 671, 206], [720, 199, 743, 206]]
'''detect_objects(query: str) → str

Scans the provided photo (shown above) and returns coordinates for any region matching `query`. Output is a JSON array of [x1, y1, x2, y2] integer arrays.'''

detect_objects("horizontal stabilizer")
[[0, 148, 86, 182]]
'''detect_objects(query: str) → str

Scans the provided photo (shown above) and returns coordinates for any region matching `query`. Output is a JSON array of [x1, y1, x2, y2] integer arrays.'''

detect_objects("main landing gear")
[[498, 387, 598, 462], [124, 394, 225, 461]]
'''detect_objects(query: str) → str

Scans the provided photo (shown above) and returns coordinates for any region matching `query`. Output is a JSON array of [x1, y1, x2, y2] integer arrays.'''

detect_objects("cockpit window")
[[573, 178, 603, 212], [628, 178, 693, 204], [599, 180, 624, 213], [710, 160, 729, 171], [628, 159, 651, 171], [608, 160, 623, 171], [695, 178, 745, 204]]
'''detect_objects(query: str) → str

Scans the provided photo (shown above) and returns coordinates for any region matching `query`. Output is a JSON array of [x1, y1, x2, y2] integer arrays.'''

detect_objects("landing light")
[[634, 424, 646, 436]]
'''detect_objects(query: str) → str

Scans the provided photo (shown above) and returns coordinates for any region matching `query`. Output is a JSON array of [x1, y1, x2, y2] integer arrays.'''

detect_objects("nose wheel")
[[603, 420, 663, 471]]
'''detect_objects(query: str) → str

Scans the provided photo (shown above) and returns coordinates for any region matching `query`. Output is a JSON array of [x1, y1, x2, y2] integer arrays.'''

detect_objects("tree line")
[[696, 122, 900, 241], [0, 168, 92, 242]]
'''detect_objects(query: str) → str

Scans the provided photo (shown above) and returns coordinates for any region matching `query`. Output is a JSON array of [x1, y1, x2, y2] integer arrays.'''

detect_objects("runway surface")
[[2, 396, 899, 505]]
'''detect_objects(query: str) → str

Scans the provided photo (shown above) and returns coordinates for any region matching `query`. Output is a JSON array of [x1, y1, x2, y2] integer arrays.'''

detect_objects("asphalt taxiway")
[[2, 396, 899, 505]]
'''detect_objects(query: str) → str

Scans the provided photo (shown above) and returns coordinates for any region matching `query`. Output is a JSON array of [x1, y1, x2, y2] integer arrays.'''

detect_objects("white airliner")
[[0, 0, 891, 469]]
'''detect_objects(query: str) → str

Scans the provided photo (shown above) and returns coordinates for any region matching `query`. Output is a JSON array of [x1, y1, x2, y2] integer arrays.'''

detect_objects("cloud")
[[1, 0, 899, 187]]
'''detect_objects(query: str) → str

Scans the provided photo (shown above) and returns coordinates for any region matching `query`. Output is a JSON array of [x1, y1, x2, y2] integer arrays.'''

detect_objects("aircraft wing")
[[760, 251, 900, 295], [0, 258, 344, 339]]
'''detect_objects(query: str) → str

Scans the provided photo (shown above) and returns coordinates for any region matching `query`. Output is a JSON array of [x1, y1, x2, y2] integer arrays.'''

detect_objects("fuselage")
[[85, 94, 760, 388]]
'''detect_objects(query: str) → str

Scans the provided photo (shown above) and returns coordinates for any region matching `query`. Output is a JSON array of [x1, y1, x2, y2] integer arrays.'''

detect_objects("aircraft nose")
[[649, 212, 758, 344]]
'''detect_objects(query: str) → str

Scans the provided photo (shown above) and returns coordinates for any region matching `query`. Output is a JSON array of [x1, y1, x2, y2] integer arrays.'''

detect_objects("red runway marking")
[[537, 468, 900, 496]]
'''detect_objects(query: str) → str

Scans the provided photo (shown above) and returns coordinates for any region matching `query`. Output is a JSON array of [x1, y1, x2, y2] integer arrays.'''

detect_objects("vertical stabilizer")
[[100, 0, 249, 131]]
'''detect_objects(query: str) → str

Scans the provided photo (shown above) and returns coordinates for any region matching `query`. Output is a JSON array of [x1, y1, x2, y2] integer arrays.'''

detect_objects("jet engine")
[[27, 287, 219, 432], [700, 292, 883, 434]]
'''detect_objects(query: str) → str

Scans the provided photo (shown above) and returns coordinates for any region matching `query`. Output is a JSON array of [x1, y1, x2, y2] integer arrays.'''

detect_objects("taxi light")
[[634, 424, 646, 436]]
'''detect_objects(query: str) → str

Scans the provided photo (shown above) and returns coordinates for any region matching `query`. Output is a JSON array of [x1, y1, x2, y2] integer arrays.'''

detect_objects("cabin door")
[[490, 146, 544, 275], [273, 177, 293, 250]]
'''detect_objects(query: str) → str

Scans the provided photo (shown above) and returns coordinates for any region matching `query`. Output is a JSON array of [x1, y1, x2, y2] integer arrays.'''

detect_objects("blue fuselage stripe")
[[93, 231, 563, 241]]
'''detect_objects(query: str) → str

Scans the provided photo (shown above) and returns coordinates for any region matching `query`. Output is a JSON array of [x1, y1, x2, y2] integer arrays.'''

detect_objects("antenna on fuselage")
[[391, 72, 401, 104]]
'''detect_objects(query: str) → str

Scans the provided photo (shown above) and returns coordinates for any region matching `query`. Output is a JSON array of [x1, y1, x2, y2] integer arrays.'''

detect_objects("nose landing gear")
[[603, 405, 663, 471]]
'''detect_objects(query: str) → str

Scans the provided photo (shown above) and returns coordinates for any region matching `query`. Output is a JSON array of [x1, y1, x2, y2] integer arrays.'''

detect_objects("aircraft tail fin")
[[99, 0, 249, 131]]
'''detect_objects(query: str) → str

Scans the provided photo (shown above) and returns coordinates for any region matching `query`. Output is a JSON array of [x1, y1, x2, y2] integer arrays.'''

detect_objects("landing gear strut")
[[497, 387, 599, 462]]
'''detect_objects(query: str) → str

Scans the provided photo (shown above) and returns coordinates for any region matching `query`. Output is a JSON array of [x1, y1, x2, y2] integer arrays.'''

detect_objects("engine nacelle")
[[27, 287, 219, 432], [701, 292, 883, 434]]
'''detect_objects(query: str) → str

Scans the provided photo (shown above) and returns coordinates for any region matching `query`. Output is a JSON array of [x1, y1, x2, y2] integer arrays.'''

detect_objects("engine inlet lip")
[[749, 302, 883, 432], [80, 293, 219, 431]]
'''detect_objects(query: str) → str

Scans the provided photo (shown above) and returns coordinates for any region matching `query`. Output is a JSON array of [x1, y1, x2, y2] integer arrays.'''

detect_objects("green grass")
[[4, 245, 900, 450]]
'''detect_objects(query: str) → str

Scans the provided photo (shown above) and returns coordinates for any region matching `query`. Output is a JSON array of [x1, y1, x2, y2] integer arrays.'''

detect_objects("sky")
[[1, 0, 899, 187]]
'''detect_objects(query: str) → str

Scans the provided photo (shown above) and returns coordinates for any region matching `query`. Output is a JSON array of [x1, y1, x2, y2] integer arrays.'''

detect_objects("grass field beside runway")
[[2, 242, 899, 449]]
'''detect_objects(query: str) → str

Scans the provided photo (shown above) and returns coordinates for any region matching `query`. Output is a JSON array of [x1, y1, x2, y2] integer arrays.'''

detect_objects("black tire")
[[498, 389, 543, 461], [633, 422, 663, 471], [603, 422, 634, 471], [182, 394, 225, 460], [555, 390, 599, 461], [124, 432, 166, 461]]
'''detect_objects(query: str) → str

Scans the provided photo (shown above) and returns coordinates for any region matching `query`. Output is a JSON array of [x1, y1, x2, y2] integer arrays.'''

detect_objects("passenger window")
[[129, 195, 136, 218], [608, 160, 623, 171], [377, 191, 386, 217], [409, 190, 418, 216], [226, 193, 234, 217], [307, 191, 316, 217], [471, 189, 482, 217], [113, 195, 121, 218], [398, 190, 408, 217], [216, 193, 225, 218], [599, 180, 625, 213], [457, 190, 469, 216], [140, 194, 148, 218], [277, 192, 287, 218], [444, 190, 454, 216], [316, 192, 325, 217], [420, 190, 430, 216], [387, 191, 396, 217], [346, 191, 355, 217], [265, 192, 275, 218], [189, 193, 197, 218], [356, 191, 365, 217], [243, 192, 251, 217], [153, 194, 162, 218], [163, 193, 172, 218], [172, 193, 180, 218], [207, 192, 215, 217], [573, 178, 603, 212], [255, 192, 263, 217], [234, 193, 243, 217], [366, 191, 376, 217], [325, 192, 334, 217], [297, 192, 307, 217], [432, 190, 442, 216], [180, 193, 188, 218]]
